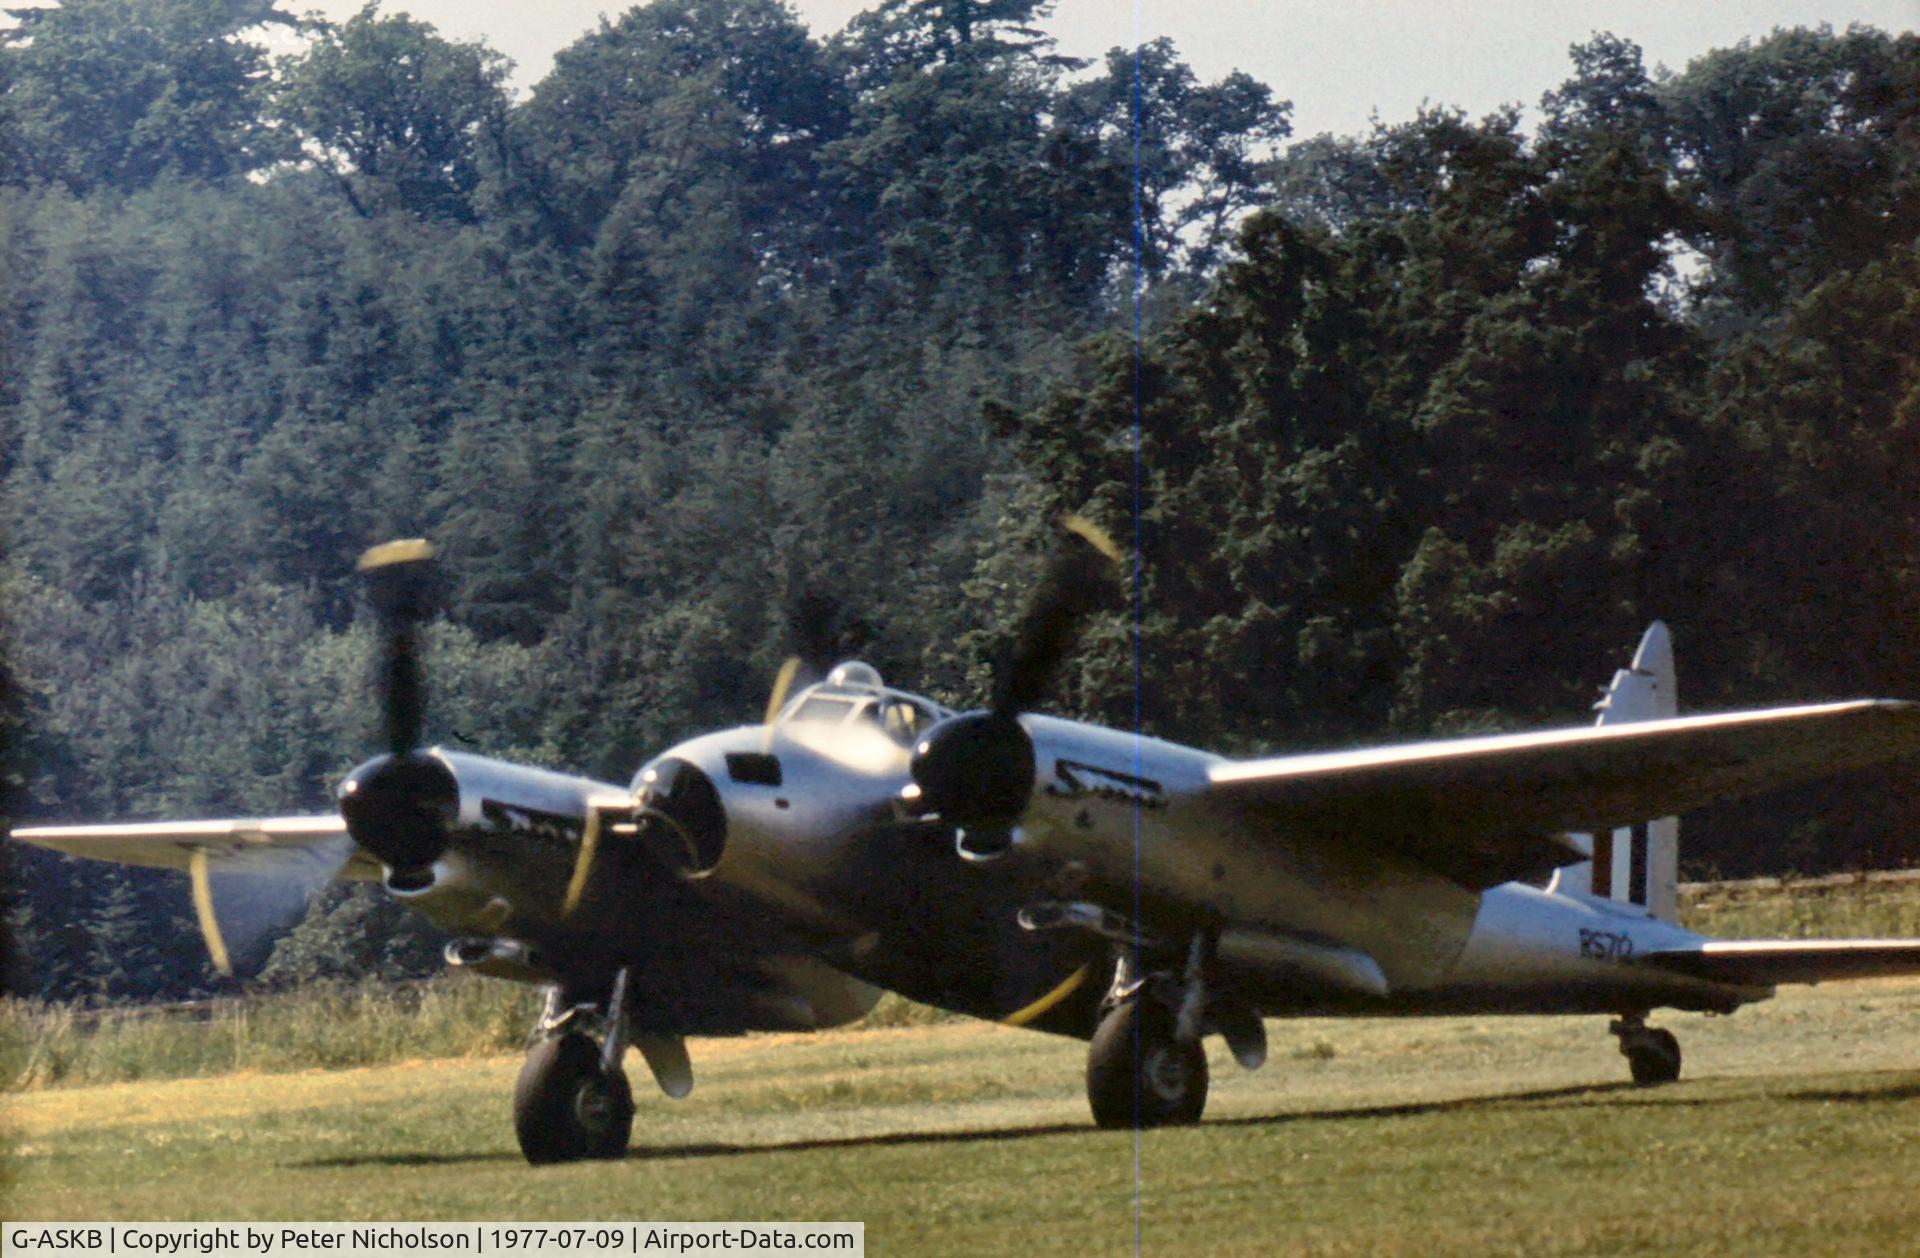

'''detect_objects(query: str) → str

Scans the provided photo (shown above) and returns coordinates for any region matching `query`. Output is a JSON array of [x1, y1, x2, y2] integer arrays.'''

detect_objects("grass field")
[[12, 878, 1920, 1252], [11, 973, 1920, 1255]]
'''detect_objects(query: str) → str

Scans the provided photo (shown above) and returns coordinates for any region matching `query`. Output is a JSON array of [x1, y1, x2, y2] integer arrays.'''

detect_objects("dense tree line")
[[0, 2, 1914, 1000]]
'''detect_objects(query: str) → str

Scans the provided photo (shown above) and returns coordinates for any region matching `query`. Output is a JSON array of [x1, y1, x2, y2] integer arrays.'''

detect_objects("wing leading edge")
[[11, 816, 376, 880], [1204, 700, 1920, 891]]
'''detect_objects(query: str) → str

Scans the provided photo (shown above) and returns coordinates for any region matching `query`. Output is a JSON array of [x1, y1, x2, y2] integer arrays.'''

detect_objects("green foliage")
[[0, 0, 295, 193], [256, 884, 445, 987], [0, 975, 541, 1089], [835, 0, 1075, 87], [1659, 26, 1920, 321], [273, 2, 511, 223], [1064, 37, 1292, 275], [503, 0, 847, 260], [5, 11, 1920, 1006]]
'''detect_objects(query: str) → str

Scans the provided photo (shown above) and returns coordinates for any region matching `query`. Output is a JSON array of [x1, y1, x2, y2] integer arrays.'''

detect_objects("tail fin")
[[1551, 622, 1680, 921]]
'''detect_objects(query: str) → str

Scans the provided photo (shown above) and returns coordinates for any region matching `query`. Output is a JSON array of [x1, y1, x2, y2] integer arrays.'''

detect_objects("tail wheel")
[[1624, 1028, 1682, 1087], [1086, 997, 1208, 1129], [514, 1031, 634, 1164]]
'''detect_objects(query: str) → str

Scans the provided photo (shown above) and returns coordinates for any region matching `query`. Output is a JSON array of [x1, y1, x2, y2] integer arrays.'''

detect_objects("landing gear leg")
[[514, 969, 636, 1164], [1611, 1014, 1681, 1087], [1085, 945, 1210, 1129]]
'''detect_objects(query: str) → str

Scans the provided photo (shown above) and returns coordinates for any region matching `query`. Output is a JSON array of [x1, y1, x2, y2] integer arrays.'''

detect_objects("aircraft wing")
[[1204, 700, 1920, 891], [1635, 940, 1920, 987], [10, 816, 378, 880]]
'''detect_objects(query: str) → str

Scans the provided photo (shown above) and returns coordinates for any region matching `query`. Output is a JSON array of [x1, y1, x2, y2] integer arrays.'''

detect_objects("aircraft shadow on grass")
[[291, 1081, 1675, 1170], [293, 1072, 1920, 1170]]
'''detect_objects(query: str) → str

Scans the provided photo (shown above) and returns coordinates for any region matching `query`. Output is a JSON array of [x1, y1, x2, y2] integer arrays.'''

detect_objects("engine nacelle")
[[342, 748, 634, 933]]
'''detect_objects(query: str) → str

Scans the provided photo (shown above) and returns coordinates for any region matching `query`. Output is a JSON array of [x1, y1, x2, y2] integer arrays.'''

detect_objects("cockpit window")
[[878, 698, 931, 745], [778, 680, 948, 745], [789, 695, 856, 724]]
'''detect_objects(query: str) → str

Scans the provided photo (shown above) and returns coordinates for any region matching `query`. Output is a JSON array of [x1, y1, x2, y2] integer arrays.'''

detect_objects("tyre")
[[1625, 1028, 1682, 1087], [1086, 997, 1208, 1129], [514, 1031, 634, 1163]]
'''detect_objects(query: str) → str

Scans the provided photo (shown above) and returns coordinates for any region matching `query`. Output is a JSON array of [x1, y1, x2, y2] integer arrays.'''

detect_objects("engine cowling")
[[340, 749, 634, 901]]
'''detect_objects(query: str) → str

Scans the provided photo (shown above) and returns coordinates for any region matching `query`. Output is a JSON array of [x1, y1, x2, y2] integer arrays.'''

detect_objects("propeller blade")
[[561, 797, 638, 919], [761, 592, 873, 747], [357, 539, 436, 757], [909, 515, 1125, 855], [187, 836, 356, 978], [764, 656, 804, 728], [188, 847, 232, 978], [991, 515, 1125, 717]]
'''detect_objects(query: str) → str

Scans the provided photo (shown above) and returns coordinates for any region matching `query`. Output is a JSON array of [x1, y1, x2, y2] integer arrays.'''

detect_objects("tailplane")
[[1552, 622, 1680, 921]]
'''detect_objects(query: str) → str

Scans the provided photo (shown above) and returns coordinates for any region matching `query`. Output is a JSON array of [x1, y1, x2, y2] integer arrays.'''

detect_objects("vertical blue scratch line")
[[1129, 2, 1146, 1254]]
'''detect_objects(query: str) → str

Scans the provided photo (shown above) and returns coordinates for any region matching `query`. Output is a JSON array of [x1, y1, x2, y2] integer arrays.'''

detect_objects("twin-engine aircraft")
[[18, 529, 1920, 1163]]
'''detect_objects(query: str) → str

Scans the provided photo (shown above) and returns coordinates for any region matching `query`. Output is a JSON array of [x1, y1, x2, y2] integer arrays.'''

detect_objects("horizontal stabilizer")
[[1637, 939, 1920, 987]]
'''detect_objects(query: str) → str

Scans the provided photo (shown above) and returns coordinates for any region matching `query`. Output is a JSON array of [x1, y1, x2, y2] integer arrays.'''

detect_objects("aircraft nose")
[[632, 756, 727, 878]]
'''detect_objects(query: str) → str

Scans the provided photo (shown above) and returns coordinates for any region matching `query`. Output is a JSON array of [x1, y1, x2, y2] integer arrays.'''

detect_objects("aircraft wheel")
[[514, 1031, 634, 1163], [1625, 1028, 1682, 1087], [1086, 996, 1208, 1129]]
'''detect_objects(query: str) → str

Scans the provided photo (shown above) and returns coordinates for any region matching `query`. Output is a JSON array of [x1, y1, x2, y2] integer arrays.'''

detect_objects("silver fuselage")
[[624, 686, 1769, 1034]]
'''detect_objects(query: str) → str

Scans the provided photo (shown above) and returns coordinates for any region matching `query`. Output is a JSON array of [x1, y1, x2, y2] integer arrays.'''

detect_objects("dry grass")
[[9, 977, 1920, 1254]]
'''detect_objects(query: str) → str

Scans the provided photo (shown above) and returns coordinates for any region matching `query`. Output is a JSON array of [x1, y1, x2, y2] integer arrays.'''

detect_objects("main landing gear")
[[515, 969, 637, 1163], [1083, 934, 1266, 1129], [1611, 1014, 1682, 1086], [1087, 992, 1209, 1127]]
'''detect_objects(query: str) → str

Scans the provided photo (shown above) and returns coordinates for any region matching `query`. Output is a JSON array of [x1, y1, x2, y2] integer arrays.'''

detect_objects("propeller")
[[188, 833, 356, 978], [567, 590, 869, 918], [565, 590, 873, 917], [991, 516, 1126, 717], [909, 516, 1124, 856], [188, 848, 232, 976], [561, 795, 627, 919], [359, 538, 436, 757], [179, 543, 445, 976], [170, 540, 451, 977], [338, 540, 459, 880]]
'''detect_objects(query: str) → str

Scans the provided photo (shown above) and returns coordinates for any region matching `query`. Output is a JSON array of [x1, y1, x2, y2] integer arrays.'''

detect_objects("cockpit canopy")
[[777, 660, 950, 748]]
